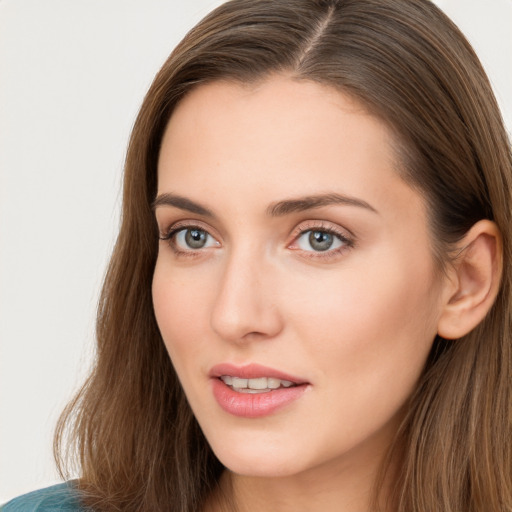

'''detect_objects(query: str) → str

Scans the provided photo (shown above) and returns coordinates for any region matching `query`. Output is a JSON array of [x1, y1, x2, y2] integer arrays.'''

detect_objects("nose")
[[210, 249, 284, 343]]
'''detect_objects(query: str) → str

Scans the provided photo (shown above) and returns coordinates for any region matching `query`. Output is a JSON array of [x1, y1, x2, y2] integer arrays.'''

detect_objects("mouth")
[[209, 363, 309, 418], [219, 375, 296, 393]]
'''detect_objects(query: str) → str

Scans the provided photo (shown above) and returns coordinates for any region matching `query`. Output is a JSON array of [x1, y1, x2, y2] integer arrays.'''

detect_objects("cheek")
[[283, 248, 441, 395], [152, 260, 213, 365], [275, 260, 440, 460]]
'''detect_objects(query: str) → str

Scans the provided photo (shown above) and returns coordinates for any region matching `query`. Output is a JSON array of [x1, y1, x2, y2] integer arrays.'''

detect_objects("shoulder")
[[1, 482, 90, 512]]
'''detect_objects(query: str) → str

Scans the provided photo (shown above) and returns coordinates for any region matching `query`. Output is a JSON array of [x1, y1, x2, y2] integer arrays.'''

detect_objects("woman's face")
[[153, 76, 447, 479]]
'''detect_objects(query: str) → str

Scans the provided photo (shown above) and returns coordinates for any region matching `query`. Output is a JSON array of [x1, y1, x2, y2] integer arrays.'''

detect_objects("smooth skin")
[[152, 76, 502, 512]]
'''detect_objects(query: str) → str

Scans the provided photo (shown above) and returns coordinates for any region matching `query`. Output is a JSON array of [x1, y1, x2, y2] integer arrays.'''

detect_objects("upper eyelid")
[[291, 228, 352, 249], [290, 220, 355, 240], [158, 219, 218, 236]]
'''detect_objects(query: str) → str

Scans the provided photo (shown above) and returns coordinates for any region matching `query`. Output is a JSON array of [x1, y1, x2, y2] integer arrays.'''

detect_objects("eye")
[[297, 230, 344, 252], [175, 228, 215, 249], [159, 225, 220, 253], [289, 222, 354, 259], [296, 230, 345, 252]]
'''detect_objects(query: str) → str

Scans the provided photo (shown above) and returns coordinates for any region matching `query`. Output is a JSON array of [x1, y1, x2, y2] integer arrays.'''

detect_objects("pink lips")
[[209, 363, 309, 418]]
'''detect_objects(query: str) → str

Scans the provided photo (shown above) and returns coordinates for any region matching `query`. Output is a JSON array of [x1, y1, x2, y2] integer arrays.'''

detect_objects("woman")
[[3, 0, 511, 510]]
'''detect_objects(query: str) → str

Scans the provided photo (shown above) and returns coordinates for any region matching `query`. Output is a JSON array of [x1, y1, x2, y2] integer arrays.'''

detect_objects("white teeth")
[[267, 377, 281, 389], [220, 375, 296, 391], [248, 377, 268, 390], [231, 377, 248, 388], [221, 375, 233, 385]]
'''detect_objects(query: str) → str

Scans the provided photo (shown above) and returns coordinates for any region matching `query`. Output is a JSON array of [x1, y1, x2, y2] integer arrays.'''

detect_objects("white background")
[[1, 0, 511, 504]]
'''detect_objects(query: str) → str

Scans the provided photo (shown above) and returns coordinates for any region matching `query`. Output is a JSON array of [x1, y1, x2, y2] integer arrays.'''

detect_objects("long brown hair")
[[54, 1, 512, 510]]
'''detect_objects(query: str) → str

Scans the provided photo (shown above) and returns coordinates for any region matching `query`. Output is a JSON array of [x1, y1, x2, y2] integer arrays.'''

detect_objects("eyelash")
[[158, 221, 355, 260]]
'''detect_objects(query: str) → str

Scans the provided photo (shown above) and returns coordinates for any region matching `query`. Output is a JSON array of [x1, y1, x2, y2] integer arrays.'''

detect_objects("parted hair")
[[54, 0, 512, 511]]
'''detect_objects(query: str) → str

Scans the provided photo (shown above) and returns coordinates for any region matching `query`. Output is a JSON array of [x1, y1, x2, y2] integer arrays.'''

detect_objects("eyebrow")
[[267, 193, 378, 216], [152, 193, 214, 216], [152, 192, 378, 217]]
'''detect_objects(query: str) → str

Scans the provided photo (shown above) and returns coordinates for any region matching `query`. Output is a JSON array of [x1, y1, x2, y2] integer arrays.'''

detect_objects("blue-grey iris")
[[185, 229, 208, 249], [309, 231, 333, 251]]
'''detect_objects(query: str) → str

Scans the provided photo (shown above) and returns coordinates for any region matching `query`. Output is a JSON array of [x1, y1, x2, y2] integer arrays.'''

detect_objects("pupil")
[[309, 231, 333, 251], [185, 229, 206, 248]]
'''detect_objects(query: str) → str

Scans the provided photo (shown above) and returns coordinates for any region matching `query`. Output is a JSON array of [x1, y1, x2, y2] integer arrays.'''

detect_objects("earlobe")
[[437, 220, 503, 340]]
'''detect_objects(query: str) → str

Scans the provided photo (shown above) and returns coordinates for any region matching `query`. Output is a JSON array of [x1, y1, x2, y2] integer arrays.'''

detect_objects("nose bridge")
[[210, 243, 282, 342]]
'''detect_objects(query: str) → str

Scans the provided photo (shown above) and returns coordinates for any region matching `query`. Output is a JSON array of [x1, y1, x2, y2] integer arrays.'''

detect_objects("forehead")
[[158, 76, 398, 195]]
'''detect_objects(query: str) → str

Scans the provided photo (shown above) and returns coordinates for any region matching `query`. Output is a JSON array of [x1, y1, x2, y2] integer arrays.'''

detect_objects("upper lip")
[[209, 363, 308, 384]]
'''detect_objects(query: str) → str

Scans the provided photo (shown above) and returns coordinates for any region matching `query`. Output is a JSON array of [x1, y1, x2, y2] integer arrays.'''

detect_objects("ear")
[[437, 220, 503, 340]]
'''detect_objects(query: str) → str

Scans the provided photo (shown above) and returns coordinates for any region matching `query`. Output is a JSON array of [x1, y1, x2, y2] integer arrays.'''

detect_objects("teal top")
[[0, 483, 90, 512]]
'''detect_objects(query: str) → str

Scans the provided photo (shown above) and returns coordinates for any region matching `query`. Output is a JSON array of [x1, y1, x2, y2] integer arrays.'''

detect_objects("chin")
[[206, 435, 312, 478], [220, 457, 305, 479]]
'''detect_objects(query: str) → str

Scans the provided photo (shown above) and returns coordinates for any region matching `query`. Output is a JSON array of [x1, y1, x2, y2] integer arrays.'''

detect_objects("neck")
[[205, 447, 397, 512]]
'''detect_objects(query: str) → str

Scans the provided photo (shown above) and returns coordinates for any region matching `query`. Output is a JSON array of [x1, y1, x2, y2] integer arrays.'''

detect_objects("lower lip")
[[211, 378, 308, 418]]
